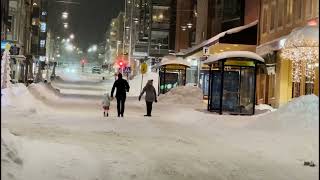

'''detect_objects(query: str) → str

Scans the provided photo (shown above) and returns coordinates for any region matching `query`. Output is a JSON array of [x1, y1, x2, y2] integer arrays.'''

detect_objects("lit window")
[[40, 22, 46, 32], [40, 40, 45, 48]]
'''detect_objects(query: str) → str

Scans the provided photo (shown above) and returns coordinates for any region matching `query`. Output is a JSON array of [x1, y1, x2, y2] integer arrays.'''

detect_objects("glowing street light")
[[65, 43, 74, 51], [63, 23, 68, 29], [70, 34, 74, 39], [92, 45, 97, 52], [62, 12, 68, 19], [66, 38, 70, 42]]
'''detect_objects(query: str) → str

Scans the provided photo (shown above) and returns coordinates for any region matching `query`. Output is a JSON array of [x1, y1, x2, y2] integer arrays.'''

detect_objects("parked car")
[[92, 66, 102, 74]]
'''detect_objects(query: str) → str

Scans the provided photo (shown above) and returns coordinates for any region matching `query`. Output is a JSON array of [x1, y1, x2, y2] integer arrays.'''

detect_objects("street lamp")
[[70, 34, 75, 39], [62, 12, 68, 19], [63, 23, 68, 29], [92, 45, 97, 52], [65, 43, 74, 51]]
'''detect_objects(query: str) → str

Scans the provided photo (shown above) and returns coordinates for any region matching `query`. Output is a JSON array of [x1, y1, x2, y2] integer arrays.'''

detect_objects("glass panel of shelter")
[[208, 60, 256, 115]]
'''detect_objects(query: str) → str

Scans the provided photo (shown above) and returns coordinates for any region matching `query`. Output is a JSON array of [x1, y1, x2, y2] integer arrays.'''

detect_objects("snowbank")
[[28, 83, 60, 102], [1, 128, 102, 180], [158, 86, 203, 105], [127, 72, 159, 96], [249, 95, 319, 131], [1, 129, 23, 180], [1, 83, 48, 113]]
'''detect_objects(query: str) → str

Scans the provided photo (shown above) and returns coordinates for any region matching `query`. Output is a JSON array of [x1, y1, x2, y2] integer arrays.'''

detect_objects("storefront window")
[[239, 67, 255, 114]]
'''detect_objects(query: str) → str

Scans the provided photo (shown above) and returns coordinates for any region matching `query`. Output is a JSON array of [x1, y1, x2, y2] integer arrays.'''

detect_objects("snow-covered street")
[[1, 73, 319, 180]]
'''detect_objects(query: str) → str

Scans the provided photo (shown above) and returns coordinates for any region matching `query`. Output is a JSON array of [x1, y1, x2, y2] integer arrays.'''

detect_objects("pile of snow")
[[1, 83, 47, 112], [158, 86, 203, 105], [255, 104, 276, 112], [250, 95, 319, 131], [28, 83, 60, 102], [1, 129, 23, 180], [127, 72, 159, 96], [1, 128, 103, 180]]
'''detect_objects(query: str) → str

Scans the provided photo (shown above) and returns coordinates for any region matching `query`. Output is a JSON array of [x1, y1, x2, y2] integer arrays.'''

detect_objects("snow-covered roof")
[[159, 55, 190, 67], [203, 51, 264, 64], [256, 36, 288, 56], [284, 25, 319, 48], [10, 55, 26, 60], [181, 20, 258, 56]]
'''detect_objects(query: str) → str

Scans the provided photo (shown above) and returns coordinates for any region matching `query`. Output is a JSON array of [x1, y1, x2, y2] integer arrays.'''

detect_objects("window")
[[270, 1, 276, 31], [277, 0, 283, 28], [262, 5, 268, 34], [40, 40, 45, 48], [268, 74, 276, 98], [286, 0, 293, 25], [152, 6, 170, 24], [294, 0, 302, 22], [306, 0, 312, 19], [40, 22, 46, 32]]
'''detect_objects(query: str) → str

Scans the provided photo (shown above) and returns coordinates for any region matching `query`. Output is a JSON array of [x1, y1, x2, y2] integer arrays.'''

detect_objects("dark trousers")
[[146, 101, 153, 115], [116, 96, 126, 116]]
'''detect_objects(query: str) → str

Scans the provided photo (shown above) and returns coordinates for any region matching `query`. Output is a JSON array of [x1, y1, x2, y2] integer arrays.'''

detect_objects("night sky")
[[48, 0, 124, 50]]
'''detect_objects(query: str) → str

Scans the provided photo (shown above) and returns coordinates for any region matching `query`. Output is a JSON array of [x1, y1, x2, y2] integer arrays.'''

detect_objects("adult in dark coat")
[[139, 79, 157, 116], [111, 73, 130, 117]]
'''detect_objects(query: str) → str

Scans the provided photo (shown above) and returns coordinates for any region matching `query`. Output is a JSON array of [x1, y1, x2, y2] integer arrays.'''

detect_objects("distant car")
[[92, 66, 101, 74]]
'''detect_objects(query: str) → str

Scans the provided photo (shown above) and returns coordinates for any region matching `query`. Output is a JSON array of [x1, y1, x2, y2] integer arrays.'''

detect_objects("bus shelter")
[[158, 55, 190, 94], [203, 51, 264, 115]]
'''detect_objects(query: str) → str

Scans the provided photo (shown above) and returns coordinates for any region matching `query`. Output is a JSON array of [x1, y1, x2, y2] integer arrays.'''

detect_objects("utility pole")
[[128, 0, 134, 68], [123, 0, 126, 54]]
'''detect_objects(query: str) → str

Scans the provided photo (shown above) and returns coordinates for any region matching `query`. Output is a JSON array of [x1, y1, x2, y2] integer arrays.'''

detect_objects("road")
[[1, 70, 318, 180]]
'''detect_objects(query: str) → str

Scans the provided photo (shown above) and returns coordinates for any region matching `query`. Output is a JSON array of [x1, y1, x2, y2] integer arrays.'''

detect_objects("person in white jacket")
[[102, 93, 111, 117]]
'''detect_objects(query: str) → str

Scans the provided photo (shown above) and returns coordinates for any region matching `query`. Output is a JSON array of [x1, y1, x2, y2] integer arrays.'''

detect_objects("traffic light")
[[119, 61, 124, 68]]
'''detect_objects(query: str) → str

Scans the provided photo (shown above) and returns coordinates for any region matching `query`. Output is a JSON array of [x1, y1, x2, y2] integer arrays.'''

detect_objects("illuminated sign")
[[225, 60, 255, 67]]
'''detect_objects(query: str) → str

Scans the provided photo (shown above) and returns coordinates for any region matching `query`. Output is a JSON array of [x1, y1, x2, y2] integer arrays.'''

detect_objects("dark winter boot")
[[103, 112, 105, 117], [107, 113, 109, 117]]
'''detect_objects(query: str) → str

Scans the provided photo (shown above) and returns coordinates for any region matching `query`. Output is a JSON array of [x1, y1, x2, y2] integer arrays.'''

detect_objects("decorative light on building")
[[280, 25, 319, 83], [181, 26, 187, 31]]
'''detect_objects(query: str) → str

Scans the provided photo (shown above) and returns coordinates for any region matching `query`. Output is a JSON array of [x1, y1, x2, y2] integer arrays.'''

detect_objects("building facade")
[[256, 0, 319, 107]]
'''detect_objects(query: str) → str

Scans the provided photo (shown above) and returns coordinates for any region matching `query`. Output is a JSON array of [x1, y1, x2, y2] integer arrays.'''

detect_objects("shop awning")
[[180, 20, 258, 57], [203, 51, 264, 65]]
